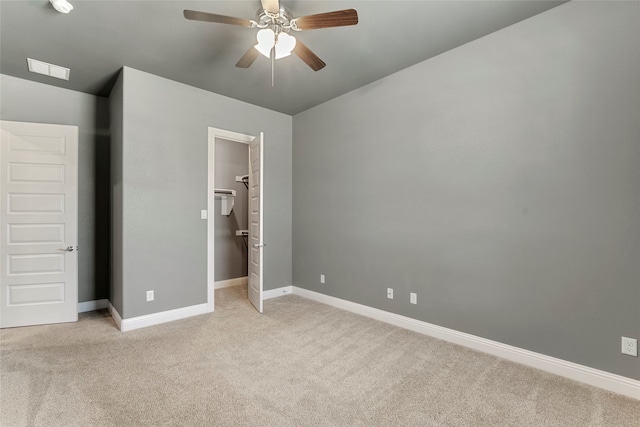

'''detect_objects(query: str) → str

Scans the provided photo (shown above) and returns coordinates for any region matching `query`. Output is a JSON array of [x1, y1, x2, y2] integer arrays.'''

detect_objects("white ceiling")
[[0, 1, 565, 115]]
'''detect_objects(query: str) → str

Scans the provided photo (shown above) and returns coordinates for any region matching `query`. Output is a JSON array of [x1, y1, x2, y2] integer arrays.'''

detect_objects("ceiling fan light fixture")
[[254, 28, 296, 59]]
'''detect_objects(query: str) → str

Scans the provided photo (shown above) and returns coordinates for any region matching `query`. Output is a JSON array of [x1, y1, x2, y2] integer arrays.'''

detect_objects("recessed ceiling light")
[[27, 58, 70, 81]]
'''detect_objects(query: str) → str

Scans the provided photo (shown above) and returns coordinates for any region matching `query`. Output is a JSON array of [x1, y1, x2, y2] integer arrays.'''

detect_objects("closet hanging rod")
[[214, 188, 235, 195]]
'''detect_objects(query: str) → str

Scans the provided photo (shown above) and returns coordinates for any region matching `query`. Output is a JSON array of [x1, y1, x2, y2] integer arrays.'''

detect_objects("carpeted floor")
[[1, 286, 638, 426]]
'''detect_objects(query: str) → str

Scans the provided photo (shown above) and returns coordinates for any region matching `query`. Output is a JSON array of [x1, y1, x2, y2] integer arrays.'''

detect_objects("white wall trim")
[[290, 286, 640, 400], [108, 302, 122, 330], [116, 303, 209, 332], [215, 276, 248, 290], [263, 286, 292, 300], [207, 127, 256, 314], [78, 299, 109, 313]]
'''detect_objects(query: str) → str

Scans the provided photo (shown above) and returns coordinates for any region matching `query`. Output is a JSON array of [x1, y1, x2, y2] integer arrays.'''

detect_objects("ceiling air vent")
[[27, 58, 70, 80]]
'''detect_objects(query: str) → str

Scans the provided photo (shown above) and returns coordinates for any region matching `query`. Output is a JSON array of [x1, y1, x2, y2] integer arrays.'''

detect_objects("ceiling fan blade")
[[236, 46, 260, 68], [293, 9, 358, 30], [261, 0, 280, 14], [292, 41, 326, 71], [183, 10, 252, 27]]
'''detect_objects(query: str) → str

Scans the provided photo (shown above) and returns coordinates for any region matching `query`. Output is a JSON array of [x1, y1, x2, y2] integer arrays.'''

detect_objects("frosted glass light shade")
[[276, 33, 296, 59], [256, 29, 275, 49], [255, 29, 275, 57]]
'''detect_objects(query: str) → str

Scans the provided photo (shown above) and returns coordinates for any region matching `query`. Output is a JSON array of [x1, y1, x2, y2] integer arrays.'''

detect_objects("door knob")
[[252, 243, 267, 248], [61, 246, 76, 252]]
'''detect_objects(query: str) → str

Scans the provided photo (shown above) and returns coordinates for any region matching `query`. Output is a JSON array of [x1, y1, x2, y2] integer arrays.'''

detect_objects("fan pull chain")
[[271, 46, 275, 87]]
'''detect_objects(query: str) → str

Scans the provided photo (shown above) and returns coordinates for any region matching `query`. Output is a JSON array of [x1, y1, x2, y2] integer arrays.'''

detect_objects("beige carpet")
[[1, 286, 638, 426]]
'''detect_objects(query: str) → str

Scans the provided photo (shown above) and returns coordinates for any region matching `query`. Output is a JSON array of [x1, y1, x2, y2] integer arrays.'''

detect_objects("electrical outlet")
[[410, 292, 417, 304], [320, 274, 325, 284], [621, 337, 637, 357], [146, 290, 154, 302], [387, 288, 393, 299]]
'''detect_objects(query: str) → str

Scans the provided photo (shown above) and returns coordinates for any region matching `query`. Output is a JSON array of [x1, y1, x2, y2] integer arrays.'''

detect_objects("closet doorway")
[[207, 128, 264, 314]]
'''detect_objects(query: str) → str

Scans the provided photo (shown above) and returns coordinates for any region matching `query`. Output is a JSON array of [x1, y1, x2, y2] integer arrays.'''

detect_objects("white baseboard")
[[215, 276, 248, 290], [263, 286, 293, 300], [108, 302, 122, 330], [120, 303, 209, 332], [289, 287, 640, 400], [78, 299, 109, 313], [107, 301, 208, 332]]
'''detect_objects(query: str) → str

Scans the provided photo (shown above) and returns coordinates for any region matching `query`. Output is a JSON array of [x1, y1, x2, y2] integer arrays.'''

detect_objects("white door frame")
[[207, 127, 256, 312]]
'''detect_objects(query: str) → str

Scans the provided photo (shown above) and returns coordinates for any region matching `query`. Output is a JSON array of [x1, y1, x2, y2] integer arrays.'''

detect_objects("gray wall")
[[0, 74, 111, 304], [215, 138, 249, 282], [292, 1, 640, 380], [115, 67, 291, 319]]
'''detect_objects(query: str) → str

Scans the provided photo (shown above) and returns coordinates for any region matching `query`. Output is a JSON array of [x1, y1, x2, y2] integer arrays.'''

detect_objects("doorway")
[[207, 128, 264, 313]]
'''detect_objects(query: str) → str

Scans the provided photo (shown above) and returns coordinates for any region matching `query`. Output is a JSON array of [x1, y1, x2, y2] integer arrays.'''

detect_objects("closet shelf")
[[214, 189, 236, 216]]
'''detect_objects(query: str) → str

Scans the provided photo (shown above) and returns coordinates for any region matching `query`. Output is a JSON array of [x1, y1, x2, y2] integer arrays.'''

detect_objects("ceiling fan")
[[184, 0, 358, 85]]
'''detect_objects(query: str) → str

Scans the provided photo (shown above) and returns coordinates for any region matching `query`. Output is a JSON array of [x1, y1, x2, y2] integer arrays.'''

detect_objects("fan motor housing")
[[256, 6, 293, 32]]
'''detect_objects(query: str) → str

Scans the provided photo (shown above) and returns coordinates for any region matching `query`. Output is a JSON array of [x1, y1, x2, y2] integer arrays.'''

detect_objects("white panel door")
[[0, 121, 78, 328], [248, 132, 264, 313]]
